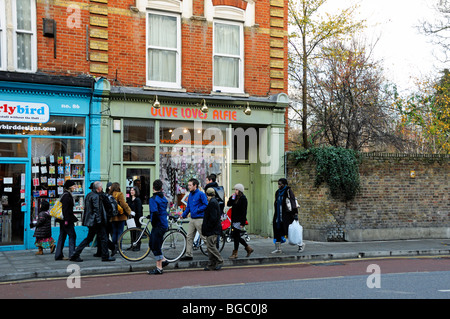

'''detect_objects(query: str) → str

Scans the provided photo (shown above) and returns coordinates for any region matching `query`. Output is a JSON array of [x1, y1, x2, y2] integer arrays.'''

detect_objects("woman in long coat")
[[272, 178, 298, 253]]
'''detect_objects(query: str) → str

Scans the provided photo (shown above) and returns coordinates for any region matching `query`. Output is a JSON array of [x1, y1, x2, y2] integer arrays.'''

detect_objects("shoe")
[[180, 256, 193, 261], [55, 257, 69, 261], [214, 263, 223, 271], [203, 266, 212, 271], [70, 255, 83, 262], [298, 243, 305, 252], [147, 268, 163, 275], [228, 250, 238, 259], [102, 257, 116, 262], [50, 244, 56, 254], [162, 260, 169, 267], [35, 248, 43, 255], [271, 242, 282, 254], [244, 245, 254, 257]]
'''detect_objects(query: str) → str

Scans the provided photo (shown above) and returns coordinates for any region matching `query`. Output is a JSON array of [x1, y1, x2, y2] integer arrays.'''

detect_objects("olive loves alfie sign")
[[150, 106, 238, 121]]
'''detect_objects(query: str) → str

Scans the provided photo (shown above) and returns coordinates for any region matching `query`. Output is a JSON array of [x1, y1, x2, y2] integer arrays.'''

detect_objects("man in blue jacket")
[[180, 178, 208, 261]]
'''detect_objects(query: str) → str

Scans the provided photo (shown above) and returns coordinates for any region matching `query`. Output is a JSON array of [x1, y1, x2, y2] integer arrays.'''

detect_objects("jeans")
[[111, 221, 125, 245], [55, 222, 76, 260], [150, 225, 167, 260]]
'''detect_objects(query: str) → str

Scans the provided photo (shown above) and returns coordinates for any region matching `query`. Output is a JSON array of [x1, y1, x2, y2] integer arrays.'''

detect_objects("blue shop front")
[[0, 74, 100, 251]]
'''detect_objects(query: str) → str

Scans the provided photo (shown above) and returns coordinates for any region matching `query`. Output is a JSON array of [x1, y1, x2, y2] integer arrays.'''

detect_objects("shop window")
[[123, 119, 154, 143], [146, 11, 181, 89], [123, 145, 155, 162], [213, 20, 244, 93], [31, 138, 86, 225], [160, 120, 227, 146], [0, 138, 27, 157], [0, 116, 85, 137]]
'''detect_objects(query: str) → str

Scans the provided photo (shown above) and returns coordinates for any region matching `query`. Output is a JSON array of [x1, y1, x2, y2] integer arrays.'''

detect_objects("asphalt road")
[[1, 256, 449, 300]]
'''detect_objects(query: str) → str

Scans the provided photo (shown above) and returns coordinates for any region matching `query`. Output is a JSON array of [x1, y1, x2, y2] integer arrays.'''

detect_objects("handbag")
[[50, 198, 63, 220], [288, 220, 303, 246], [126, 217, 136, 228]]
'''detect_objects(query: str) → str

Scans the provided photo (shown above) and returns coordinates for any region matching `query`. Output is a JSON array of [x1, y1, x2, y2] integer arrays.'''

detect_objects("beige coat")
[[110, 191, 131, 222]]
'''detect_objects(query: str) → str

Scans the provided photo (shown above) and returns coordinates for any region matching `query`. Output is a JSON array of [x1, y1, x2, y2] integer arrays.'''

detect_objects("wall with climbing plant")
[[287, 151, 450, 242]]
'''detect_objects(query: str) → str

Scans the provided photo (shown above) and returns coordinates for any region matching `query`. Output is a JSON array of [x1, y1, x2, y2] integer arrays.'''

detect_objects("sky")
[[319, 0, 447, 93]]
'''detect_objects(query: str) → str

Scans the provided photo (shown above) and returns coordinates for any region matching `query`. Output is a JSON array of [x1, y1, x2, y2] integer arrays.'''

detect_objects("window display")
[[31, 138, 85, 226]]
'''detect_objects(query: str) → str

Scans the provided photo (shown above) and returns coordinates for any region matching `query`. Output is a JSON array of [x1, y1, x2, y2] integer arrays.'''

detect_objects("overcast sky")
[[319, 0, 447, 93]]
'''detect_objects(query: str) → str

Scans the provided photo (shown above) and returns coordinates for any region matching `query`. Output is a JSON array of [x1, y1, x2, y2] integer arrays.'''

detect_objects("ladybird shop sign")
[[150, 105, 238, 121], [0, 101, 50, 123]]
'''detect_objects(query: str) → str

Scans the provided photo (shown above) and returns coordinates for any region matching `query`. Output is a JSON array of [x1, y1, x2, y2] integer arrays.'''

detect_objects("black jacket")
[[61, 191, 78, 224], [273, 186, 297, 234], [127, 196, 143, 218], [202, 197, 222, 236], [33, 211, 52, 238], [227, 194, 248, 227], [82, 190, 106, 227]]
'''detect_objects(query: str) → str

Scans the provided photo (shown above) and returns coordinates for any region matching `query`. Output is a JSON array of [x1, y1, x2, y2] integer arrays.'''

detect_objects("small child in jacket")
[[33, 200, 55, 255]]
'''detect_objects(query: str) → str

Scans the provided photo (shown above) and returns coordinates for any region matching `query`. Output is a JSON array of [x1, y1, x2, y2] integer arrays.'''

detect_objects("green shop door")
[[0, 162, 28, 249], [231, 164, 255, 232], [123, 166, 154, 213]]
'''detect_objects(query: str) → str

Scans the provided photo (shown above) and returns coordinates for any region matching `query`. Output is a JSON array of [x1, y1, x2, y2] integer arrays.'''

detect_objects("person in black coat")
[[55, 180, 78, 260], [202, 188, 223, 271], [33, 200, 55, 255], [127, 186, 143, 250], [226, 183, 254, 259], [70, 181, 115, 262], [272, 178, 298, 253]]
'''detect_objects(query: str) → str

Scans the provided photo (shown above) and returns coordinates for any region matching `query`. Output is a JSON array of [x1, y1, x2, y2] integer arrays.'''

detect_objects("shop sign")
[[151, 106, 238, 121], [0, 101, 50, 123]]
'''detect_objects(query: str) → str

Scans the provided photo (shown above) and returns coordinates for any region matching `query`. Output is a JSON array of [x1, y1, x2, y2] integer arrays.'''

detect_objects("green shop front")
[[100, 86, 288, 236]]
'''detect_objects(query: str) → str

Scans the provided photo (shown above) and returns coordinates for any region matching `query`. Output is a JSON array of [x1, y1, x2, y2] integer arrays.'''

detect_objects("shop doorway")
[[123, 166, 154, 211], [0, 162, 27, 248], [231, 164, 254, 229]]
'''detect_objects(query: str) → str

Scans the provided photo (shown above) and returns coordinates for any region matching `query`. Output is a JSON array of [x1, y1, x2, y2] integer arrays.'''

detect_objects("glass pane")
[[215, 23, 240, 56], [123, 146, 155, 162], [0, 138, 28, 157], [148, 14, 177, 48], [159, 121, 227, 146], [123, 119, 154, 143], [0, 163, 26, 246], [148, 49, 176, 83], [0, 116, 85, 136], [16, 33, 32, 70], [125, 168, 150, 205], [16, 0, 32, 31], [214, 56, 239, 88]]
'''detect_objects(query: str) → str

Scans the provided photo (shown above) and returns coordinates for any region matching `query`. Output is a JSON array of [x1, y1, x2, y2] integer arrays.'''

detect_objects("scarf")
[[275, 186, 287, 227]]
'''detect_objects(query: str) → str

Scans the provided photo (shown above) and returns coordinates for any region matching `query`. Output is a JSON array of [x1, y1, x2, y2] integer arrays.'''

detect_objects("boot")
[[228, 250, 238, 259], [35, 247, 43, 255], [245, 245, 254, 257], [271, 242, 282, 254], [50, 244, 56, 254]]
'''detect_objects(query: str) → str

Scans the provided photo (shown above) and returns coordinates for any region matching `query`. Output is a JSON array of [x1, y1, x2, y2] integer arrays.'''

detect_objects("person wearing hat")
[[226, 183, 254, 259], [55, 179, 78, 260], [202, 188, 224, 270]]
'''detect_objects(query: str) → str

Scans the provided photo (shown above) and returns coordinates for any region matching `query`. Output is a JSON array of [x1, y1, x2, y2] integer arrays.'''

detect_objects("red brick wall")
[[36, 0, 287, 97]]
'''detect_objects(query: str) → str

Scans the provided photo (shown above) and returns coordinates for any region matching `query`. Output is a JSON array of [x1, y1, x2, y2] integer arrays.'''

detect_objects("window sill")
[[143, 86, 186, 93]]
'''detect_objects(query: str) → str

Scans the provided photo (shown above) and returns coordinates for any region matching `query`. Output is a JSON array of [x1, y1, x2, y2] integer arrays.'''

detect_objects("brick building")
[[0, 0, 289, 250]]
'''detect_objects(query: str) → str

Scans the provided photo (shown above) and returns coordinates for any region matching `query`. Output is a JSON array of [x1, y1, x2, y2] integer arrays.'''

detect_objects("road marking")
[[71, 291, 132, 299], [438, 289, 450, 292]]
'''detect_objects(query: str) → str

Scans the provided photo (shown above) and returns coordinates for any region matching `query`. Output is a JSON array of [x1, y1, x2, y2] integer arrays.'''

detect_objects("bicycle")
[[118, 215, 226, 263]]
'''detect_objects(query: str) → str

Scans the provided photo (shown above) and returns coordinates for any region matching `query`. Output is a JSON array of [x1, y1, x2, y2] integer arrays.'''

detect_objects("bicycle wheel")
[[118, 227, 151, 262], [200, 233, 226, 256], [162, 230, 187, 262]]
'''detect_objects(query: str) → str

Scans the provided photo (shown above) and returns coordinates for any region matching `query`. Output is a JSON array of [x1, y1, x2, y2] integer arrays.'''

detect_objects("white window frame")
[[146, 10, 181, 89], [12, 0, 37, 72], [0, 0, 6, 70], [213, 19, 244, 94]]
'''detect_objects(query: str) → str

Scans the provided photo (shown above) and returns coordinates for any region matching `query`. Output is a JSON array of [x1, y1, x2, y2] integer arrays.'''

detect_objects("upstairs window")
[[213, 20, 244, 93], [146, 11, 181, 89]]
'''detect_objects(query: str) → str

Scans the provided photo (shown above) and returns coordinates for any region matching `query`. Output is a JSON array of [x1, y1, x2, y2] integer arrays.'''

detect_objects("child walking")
[[33, 200, 55, 255]]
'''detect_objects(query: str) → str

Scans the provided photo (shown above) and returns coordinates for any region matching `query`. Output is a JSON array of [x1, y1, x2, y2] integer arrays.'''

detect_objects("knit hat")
[[64, 179, 76, 189], [206, 188, 216, 196], [234, 183, 244, 193]]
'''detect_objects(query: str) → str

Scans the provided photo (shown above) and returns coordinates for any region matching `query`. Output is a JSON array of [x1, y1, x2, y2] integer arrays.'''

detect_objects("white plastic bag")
[[126, 217, 136, 228], [288, 220, 303, 246]]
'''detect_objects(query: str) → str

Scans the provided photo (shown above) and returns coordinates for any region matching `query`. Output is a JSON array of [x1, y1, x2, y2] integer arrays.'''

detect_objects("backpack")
[[212, 186, 225, 213], [107, 194, 119, 217]]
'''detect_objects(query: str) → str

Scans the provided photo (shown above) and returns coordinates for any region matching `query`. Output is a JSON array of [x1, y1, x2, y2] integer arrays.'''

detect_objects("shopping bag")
[[288, 220, 303, 245], [126, 217, 136, 228], [49, 199, 63, 220]]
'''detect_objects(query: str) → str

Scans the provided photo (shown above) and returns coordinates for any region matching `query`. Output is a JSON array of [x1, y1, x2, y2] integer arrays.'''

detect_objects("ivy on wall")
[[293, 147, 360, 201]]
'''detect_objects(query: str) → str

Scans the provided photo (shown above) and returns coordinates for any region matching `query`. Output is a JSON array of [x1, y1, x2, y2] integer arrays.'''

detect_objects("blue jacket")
[[149, 192, 168, 229], [182, 188, 208, 219]]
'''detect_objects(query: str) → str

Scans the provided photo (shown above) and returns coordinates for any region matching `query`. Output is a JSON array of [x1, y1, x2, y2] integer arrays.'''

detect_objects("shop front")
[[0, 76, 94, 250], [102, 86, 288, 236]]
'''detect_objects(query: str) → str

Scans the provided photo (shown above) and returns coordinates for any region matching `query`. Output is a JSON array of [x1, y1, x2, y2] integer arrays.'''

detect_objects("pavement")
[[1, 236, 449, 282]]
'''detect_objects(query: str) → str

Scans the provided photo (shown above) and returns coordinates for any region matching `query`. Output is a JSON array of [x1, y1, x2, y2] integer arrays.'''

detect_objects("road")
[[1, 256, 449, 300]]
